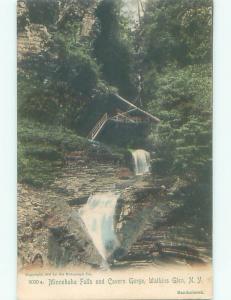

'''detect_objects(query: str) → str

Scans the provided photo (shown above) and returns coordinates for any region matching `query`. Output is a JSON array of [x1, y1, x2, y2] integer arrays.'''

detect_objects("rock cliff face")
[[18, 149, 211, 270], [17, 0, 98, 61], [17, 1, 50, 60]]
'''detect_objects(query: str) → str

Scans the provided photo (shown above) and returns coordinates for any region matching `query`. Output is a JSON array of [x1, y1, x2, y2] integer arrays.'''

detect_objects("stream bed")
[[17, 149, 212, 269]]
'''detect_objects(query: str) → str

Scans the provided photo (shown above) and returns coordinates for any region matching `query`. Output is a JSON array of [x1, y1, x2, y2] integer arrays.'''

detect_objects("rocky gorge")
[[18, 145, 212, 270]]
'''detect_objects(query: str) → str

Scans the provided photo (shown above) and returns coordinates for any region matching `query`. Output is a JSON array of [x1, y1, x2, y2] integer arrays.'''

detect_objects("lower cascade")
[[79, 192, 120, 262], [132, 149, 151, 175]]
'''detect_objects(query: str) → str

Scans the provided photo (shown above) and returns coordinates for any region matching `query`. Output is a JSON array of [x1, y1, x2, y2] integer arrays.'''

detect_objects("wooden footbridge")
[[87, 94, 160, 141]]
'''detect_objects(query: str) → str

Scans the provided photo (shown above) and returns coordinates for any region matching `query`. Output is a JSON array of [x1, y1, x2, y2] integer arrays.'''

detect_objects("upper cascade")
[[132, 149, 151, 175]]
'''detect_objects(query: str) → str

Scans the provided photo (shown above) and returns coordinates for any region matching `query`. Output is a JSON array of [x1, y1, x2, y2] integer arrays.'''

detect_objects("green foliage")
[[18, 119, 90, 187], [93, 0, 136, 97], [17, 0, 213, 232], [146, 64, 212, 120], [18, 119, 126, 186], [147, 66, 212, 172], [145, 64, 212, 230], [18, 119, 89, 150], [26, 0, 59, 26], [18, 70, 59, 123], [140, 0, 212, 230], [143, 0, 212, 67], [18, 21, 102, 127]]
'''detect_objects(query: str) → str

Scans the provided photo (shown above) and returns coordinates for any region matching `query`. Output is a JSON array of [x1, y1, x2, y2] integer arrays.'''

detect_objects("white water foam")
[[132, 149, 151, 175], [79, 192, 120, 261]]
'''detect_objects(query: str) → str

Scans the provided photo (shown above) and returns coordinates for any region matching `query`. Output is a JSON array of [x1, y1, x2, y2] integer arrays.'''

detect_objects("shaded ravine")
[[18, 149, 212, 269], [76, 149, 152, 265]]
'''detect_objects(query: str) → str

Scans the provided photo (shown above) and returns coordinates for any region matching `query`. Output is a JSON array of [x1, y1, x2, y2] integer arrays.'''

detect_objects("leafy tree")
[[18, 0, 103, 128], [26, 0, 59, 27], [141, 0, 213, 231], [18, 0, 213, 233], [146, 64, 212, 230], [142, 0, 212, 68], [93, 0, 136, 97]]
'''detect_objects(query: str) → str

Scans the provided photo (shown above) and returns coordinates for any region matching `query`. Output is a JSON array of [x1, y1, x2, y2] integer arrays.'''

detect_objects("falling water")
[[79, 192, 120, 262], [132, 149, 151, 175]]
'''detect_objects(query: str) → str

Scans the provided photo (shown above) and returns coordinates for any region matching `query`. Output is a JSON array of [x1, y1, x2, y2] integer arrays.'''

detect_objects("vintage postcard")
[[17, 0, 213, 299]]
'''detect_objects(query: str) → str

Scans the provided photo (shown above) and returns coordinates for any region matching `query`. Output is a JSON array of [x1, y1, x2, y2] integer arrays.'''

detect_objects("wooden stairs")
[[87, 93, 160, 141], [87, 113, 109, 140]]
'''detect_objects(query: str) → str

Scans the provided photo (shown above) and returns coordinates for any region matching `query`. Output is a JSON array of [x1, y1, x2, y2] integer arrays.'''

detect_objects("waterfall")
[[79, 192, 120, 262], [132, 149, 151, 175]]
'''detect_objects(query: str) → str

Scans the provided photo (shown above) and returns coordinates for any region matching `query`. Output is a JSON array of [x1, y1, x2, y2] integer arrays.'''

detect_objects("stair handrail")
[[88, 113, 108, 140]]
